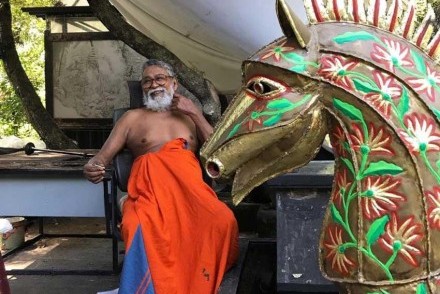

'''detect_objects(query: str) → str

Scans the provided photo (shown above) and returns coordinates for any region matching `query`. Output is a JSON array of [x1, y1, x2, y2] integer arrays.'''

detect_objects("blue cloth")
[[118, 226, 155, 294]]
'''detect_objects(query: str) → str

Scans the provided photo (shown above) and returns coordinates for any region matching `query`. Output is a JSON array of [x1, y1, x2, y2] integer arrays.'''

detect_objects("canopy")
[[109, 0, 307, 94]]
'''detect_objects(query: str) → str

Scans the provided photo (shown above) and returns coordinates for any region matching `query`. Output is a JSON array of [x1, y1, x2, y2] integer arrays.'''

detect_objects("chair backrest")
[[127, 80, 143, 108], [113, 108, 133, 192], [112, 81, 144, 192]]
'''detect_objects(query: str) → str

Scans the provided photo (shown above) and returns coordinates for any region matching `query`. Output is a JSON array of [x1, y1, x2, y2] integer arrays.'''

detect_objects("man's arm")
[[83, 112, 132, 183], [171, 93, 213, 143]]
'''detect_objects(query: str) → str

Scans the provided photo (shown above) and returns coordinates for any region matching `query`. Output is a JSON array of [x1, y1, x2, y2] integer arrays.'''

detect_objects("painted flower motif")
[[349, 123, 395, 156], [363, 71, 403, 118], [378, 213, 424, 267], [332, 169, 352, 207], [324, 225, 356, 275], [425, 187, 440, 230], [260, 40, 295, 62], [318, 55, 358, 90], [371, 38, 413, 72], [398, 113, 440, 154], [243, 103, 267, 131], [360, 176, 405, 220], [329, 125, 348, 156], [405, 64, 440, 102]]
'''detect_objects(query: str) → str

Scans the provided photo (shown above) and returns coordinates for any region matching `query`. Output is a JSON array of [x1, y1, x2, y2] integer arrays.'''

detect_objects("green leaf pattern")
[[362, 161, 403, 177], [329, 99, 408, 282], [333, 31, 379, 44], [226, 95, 312, 139], [366, 215, 389, 246]]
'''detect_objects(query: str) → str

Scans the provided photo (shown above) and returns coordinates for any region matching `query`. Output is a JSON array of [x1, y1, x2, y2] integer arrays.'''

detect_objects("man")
[[84, 59, 239, 294]]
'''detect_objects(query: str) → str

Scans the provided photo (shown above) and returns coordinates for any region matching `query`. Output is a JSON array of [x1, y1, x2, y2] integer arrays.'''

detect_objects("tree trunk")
[[0, 0, 76, 149], [87, 0, 221, 124]]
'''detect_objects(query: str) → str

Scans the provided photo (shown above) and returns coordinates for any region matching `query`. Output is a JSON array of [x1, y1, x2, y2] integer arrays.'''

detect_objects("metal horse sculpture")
[[201, 0, 440, 292]]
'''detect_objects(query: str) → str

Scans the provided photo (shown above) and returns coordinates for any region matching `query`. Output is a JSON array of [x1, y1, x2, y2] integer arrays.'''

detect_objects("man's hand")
[[171, 93, 201, 116], [171, 93, 213, 143], [83, 162, 106, 184]]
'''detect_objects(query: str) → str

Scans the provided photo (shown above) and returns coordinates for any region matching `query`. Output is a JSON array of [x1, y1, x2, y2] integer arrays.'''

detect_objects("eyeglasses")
[[141, 74, 174, 88]]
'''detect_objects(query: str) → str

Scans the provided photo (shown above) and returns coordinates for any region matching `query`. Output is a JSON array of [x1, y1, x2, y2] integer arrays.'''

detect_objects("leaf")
[[284, 52, 304, 63], [353, 78, 380, 93], [267, 98, 294, 110], [333, 31, 378, 44], [397, 87, 410, 120], [341, 157, 355, 176], [432, 108, 440, 121], [416, 282, 427, 294], [366, 215, 389, 245], [436, 159, 440, 174], [227, 123, 241, 139], [330, 204, 345, 226], [411, 50, 427, 75], [263, 114, 283, 127], [333, 98, 365, 122], [362, 161, 403, 177]]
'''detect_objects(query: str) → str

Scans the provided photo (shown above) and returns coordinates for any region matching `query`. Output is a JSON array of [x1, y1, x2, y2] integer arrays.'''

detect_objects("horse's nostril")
[[206, 161, 221, 179]]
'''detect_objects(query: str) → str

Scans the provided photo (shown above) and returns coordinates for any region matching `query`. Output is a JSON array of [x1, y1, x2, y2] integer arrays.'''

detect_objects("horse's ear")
[[276, 0, 310, 48]]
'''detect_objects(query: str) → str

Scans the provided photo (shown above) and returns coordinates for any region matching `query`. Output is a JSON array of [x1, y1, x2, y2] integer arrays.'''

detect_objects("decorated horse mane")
[[201, 0, 440, 292]]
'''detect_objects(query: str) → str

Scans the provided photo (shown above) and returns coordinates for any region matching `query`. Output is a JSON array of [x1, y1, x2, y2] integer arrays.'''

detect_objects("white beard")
[[142, 87, 174, 112]]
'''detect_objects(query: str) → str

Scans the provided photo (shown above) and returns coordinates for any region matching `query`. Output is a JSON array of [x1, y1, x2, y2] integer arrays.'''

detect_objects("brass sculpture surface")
[[201, 0, 440, 292]]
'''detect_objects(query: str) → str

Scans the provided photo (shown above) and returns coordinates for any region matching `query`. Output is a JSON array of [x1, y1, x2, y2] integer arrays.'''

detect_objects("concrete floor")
[[4, 217, 121, 294]]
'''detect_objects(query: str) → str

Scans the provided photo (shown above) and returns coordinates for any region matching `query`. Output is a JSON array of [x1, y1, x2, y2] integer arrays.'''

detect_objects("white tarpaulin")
[[109, 0, 306, 94]]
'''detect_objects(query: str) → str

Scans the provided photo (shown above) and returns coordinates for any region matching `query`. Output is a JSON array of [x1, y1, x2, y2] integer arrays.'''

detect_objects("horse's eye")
[[245, 78, 283, 98]]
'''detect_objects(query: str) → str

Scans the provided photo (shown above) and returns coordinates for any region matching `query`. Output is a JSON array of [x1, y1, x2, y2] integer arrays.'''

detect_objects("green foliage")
[[0, 0, 56, 139], [366, 215, 389, 246]]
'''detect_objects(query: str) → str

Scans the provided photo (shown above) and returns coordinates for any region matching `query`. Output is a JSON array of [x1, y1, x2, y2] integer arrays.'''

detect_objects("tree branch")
[[0, 0, 76, 149]]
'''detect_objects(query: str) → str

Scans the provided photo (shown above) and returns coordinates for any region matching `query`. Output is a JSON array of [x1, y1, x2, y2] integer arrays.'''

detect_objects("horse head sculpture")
[[201, 0, 440, 292]]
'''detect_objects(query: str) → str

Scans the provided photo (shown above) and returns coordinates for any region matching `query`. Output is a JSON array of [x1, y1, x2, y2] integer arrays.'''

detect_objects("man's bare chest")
[[126, 114, 196, 153]]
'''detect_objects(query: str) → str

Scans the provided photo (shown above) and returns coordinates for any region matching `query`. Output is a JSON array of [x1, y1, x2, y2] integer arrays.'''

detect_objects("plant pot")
[[1, 217, 26, 251]]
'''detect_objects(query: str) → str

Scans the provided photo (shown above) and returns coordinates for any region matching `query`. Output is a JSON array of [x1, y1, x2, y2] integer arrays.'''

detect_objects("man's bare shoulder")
[[119, 108, 149, 121], [125, 108, 146, 116]]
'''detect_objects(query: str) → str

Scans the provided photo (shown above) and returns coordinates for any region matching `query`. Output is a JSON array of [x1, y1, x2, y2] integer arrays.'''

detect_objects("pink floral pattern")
[[332, 169, 352, 207], [425, 187, 440, 230], [318, 55, 358, 90], [360, 176, 405, 220], [363, 71, 403, 118], [378, 214, 424, 267], [330, 125, 347, 156], [260, 40, 295, 62], [324, 225, 356, 275], [398, 113, 440, 154], [405, 63, 440, 102], [350, 123, 394, 156], [371, 38, 413, 72]]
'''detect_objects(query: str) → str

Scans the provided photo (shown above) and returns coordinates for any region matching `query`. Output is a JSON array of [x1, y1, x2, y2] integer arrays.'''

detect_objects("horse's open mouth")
[[206, 160, 221, 179], [205, 157, 234, 182]]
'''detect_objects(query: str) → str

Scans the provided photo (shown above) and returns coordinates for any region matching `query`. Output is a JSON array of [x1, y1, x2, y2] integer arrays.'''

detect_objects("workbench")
[[0, 150, 119, 275]]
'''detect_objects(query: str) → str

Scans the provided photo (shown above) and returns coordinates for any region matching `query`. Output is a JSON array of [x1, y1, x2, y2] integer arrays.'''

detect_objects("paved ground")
[[4, 217, 121, 294]]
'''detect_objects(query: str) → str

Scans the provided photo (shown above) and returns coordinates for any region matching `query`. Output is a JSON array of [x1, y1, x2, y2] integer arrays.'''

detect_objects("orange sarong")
[[119, 138, 239, 294]]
